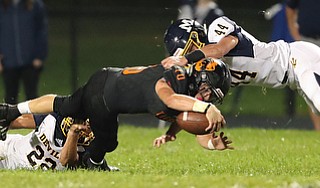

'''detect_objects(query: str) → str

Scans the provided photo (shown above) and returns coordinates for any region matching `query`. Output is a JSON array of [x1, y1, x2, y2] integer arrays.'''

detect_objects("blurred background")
[[2, 0, 313, 129]]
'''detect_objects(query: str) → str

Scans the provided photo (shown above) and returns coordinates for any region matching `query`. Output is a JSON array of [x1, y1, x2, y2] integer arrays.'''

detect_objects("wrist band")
[[207, 139, 216, 150], [192, 100, 210, 113], [204, 103, 212, 113], [184, 49, 205, 63]]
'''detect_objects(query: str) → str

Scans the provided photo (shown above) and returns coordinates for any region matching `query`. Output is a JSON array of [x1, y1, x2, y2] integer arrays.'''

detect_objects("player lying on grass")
[[0, 113, 101, 170], [160, 16, 320, 146], [0, 58, 232, 170]]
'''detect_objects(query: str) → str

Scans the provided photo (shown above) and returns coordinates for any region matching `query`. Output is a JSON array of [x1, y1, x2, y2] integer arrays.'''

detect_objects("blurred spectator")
[[177, 0, 224, 25], [177, 0, 195, 20], [286, 0, 320, 130], [286, 0, 320, 45], [0, 0, 48, 104], [265, 1, 296, 118]]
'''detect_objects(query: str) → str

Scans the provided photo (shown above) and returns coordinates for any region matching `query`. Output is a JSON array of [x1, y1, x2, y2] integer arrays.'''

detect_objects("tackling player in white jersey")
[[0, 113, 94, 170], [161, 16, 320, 148]]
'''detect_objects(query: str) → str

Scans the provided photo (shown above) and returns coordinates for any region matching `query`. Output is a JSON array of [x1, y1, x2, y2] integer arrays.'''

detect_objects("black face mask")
[[188, 71, 224, 105]]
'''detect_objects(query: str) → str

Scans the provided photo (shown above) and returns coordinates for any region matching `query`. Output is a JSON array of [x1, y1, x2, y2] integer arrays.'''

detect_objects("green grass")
[[3, 125, 320, 188]]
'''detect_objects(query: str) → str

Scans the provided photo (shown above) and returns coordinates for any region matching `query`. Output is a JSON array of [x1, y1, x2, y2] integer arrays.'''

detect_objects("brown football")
[[176, 111, 210, 135]]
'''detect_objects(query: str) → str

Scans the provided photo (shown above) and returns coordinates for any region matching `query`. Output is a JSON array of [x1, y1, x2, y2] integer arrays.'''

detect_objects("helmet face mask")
[[164, 19, 208, 56], [188, 58, 231, 105]]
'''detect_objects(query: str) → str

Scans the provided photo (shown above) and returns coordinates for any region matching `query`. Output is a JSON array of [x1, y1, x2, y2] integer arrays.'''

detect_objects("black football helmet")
[[164, 19, 208, 56], [187, 58, 231, 105]]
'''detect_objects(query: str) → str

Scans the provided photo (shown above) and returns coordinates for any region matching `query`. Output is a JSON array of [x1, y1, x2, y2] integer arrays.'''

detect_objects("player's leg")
[[3, 68, 20, 104], [298, 67, 320, 129], [21, 65, 40, 100], [0, 69, 108, 140], [0, 134, 24, 169], [290, 41, 320, 130], [292, 41, 320, 130], [0, 94, 56, 140], [80, 68, 119, 170], [83, 115, 119, 171]]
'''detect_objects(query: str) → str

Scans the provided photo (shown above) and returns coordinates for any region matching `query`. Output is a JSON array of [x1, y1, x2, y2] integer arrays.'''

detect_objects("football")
[[176, 111, 210, 135]]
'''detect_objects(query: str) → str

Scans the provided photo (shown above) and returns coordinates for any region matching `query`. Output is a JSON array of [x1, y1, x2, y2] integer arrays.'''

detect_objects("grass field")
[[2, 125, 320, 188], [0, 9, 316, 187]]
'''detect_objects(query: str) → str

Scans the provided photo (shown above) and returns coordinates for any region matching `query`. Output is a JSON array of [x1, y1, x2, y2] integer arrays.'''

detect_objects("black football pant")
[[53, 68, 119, 163]]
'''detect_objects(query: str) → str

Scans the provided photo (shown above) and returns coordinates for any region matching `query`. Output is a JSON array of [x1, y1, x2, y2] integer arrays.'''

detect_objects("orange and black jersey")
[[102, 64, 189, 119], [52, 64, 191, 162]]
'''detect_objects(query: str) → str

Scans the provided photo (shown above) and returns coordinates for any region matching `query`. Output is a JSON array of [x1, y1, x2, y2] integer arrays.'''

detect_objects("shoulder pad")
[[163, 66, 188, 94]]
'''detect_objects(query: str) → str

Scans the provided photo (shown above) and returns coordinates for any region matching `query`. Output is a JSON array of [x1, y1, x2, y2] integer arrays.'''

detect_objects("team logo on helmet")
[[194, 59, 218, 72], [164, 19, 208, 56]]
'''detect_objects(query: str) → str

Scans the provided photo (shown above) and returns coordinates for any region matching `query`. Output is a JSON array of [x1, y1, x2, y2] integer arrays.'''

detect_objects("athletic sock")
[[17, 101, 31, 114]]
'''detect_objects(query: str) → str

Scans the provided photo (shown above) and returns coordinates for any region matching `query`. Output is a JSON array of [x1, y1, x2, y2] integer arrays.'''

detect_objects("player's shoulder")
[[163, 65, 189, 94], [210, 16, 237, 29]]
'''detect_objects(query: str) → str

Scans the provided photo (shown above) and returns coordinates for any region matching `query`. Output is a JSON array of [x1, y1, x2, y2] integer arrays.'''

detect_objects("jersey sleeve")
[[33, 114, 49, 128], [207, 16, 237, 43], [33, 113, 62, 129], [208, 16, 258, 57], [163, 66, 189, 94]]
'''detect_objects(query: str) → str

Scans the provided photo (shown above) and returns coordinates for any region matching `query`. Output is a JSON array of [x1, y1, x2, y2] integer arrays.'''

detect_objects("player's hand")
[[205, 104, 226, 132], [161, 56, 188, 69], [69, 123, 91, 135], [196, 132, 233, 151], [33, 58, 43, 69], [153, 134, 176, 148], [211, 132, 233, 150]]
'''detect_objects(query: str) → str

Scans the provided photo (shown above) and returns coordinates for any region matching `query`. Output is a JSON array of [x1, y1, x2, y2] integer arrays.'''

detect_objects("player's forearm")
[[166, 122, 182, 137], [285, 6, 300, 40], [59, 131, 79, 167], [201, 36, 238, 59], [9, 114, 36, 129]]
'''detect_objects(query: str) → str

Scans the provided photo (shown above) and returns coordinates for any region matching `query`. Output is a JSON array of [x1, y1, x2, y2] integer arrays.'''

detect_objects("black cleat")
[[0, 104, 10, 141], [81, 152, 119, 171]]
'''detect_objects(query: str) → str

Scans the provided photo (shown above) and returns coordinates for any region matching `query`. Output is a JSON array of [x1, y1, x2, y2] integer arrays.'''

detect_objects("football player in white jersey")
[[161, 16, 320, 147], [0, 113, 95, 170]]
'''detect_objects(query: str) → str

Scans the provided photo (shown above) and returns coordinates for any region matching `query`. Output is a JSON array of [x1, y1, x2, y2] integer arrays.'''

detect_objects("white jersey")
[[0, 114, 66, 170], [208, 16, 320, 113]]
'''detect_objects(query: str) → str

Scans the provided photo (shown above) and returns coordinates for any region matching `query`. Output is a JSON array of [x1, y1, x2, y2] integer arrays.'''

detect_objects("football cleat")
[[81, 152, 119, 171], [0, 104, 10, 141]]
